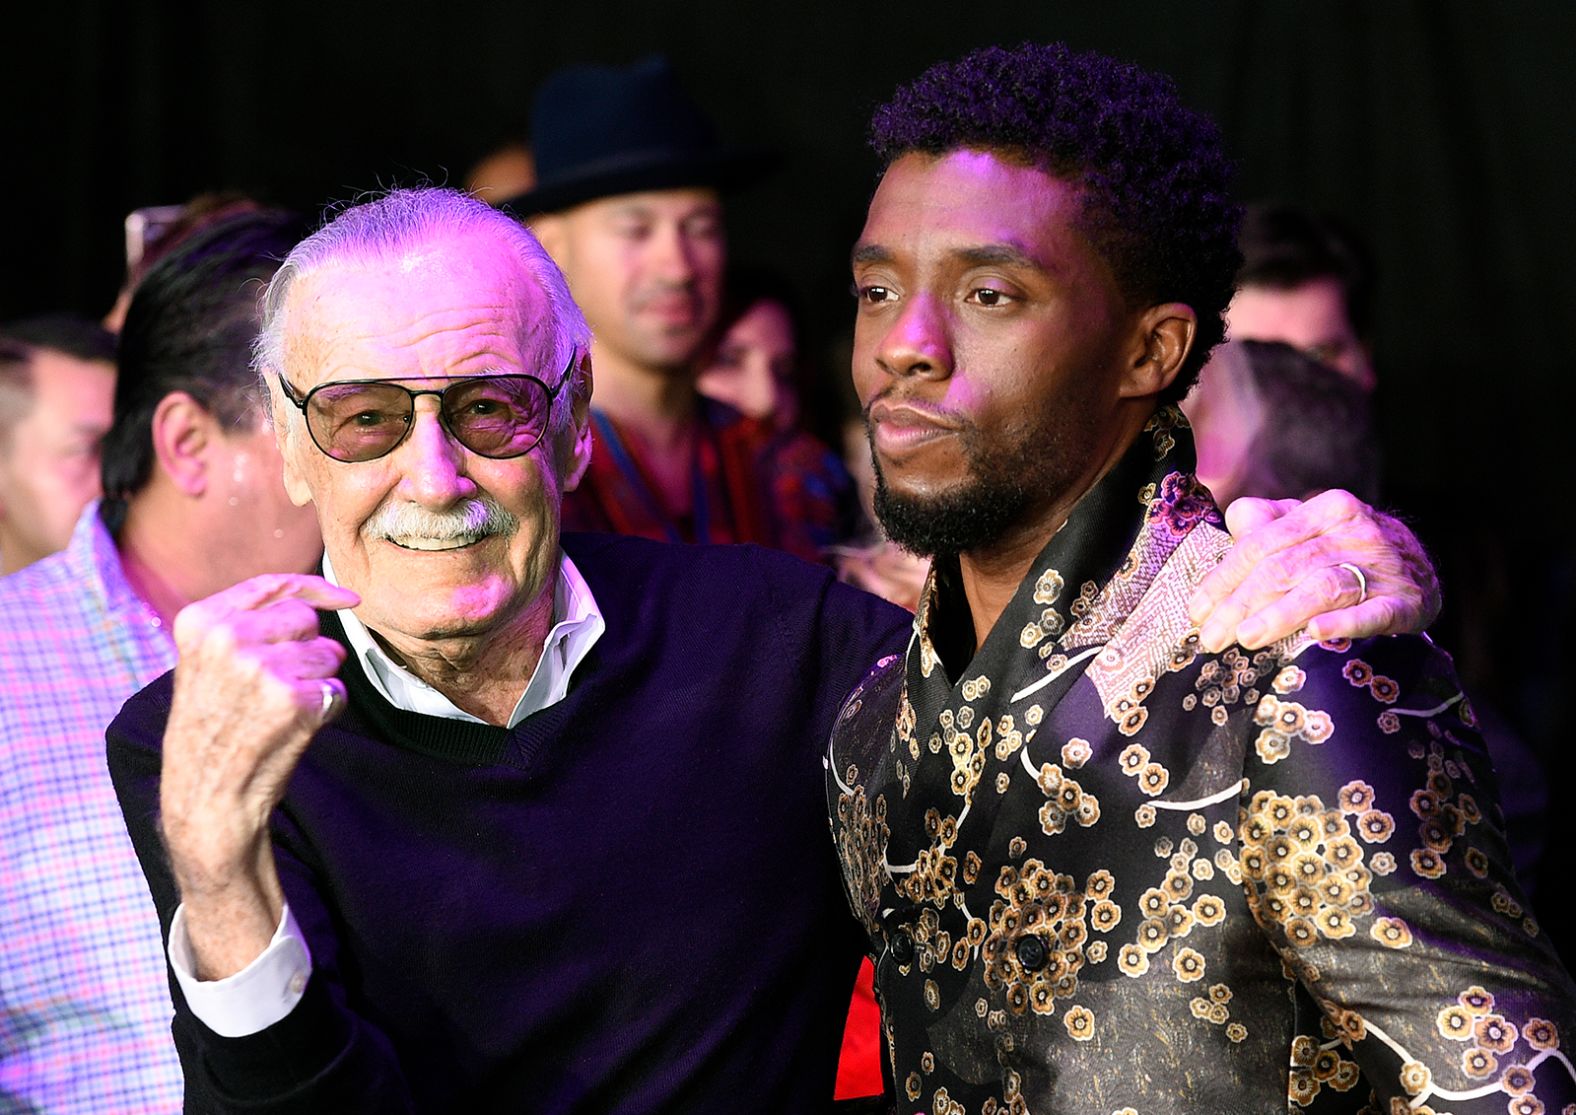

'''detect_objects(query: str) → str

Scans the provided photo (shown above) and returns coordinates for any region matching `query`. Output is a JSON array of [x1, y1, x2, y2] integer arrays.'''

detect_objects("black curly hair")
[[870, 42, 1242, 402]]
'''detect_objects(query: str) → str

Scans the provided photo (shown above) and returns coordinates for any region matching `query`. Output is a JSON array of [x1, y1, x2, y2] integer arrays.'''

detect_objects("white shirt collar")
[[322, 549, 604, 728]]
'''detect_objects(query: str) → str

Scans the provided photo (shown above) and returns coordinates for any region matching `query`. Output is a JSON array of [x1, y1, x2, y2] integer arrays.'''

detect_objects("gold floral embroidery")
[[1503, 1064, 1536, 1094], [1035, 763, 1100, 836], [1525, 1018, 1560, 1050], [827, 436, 1572, 1115], [1287, 1028, 1363, 1107], [1272, 665, 1306, 693], [1117, 943, 1149, 977], [1241, 790, 1375, 949], [1251, 694, 1334, 764], [1172, 947, 1205, 981], [833, 782, 889, 938], [982, 859, 1095, 1016], [1371, 916, 1413, 949], [898, 809, 961, 905], [1398, 1059, 1431, 1094], [1064, 1004, 1095, 1040], [993, 714, 1025, 761]]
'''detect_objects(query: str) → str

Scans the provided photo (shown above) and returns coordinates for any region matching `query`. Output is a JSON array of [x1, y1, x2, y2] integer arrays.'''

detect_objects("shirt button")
[[287, 970, 307, 996], [1015, 934, 1048, 971], [889, 930, 915, 965]]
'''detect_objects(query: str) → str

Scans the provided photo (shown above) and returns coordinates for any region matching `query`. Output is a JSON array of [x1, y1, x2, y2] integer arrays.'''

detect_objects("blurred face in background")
[[1180, 341, 1266, 508], [696, 297, 800, 431], [0, 351, 115, 572], [1227, 277, 1375, 391], [533, 188, 725, 378]]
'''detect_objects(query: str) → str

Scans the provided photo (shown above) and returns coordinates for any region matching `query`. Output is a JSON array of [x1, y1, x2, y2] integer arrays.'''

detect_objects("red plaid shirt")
[[562, 398, 858, 563]]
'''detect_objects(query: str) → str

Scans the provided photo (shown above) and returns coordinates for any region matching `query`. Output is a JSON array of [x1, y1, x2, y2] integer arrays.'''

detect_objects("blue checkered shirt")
[[1, 504, 182, 1112]]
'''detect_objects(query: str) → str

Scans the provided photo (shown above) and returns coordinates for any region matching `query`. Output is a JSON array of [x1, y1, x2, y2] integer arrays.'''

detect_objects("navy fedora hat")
[[502, 55, 771, 216]]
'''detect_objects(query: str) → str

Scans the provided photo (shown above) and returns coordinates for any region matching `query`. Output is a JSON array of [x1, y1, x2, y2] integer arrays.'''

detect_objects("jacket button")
[[1015, 934, 1048, 971], [890, 930, 915, 964]]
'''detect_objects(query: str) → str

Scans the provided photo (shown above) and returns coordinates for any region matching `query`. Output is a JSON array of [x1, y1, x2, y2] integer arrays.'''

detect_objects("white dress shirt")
[[168, 552, 604, 1037]]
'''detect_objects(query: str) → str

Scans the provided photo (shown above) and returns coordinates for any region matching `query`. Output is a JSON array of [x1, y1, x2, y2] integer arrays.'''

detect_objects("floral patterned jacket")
[[826, 411, 1576, 1115]]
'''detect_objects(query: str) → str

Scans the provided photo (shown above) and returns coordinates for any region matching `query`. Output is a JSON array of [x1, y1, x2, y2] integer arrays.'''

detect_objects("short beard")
[[874, 462, 1029, 559], [869, 413, 1095, 559]]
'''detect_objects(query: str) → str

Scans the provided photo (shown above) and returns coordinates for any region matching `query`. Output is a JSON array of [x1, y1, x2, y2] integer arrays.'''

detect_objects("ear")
[[1118, 302, 1197, 400], [559, 354, 594, 493], [150, 392, 215, 498]]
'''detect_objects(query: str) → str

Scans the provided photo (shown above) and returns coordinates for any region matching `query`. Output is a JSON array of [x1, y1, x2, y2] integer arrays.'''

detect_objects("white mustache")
[[362, 498, 518, 548]]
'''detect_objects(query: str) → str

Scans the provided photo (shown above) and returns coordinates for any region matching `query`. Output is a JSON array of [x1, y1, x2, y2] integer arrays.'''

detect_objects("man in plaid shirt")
[[510, 58, 862, 560], [0, 210, 322, 1113]]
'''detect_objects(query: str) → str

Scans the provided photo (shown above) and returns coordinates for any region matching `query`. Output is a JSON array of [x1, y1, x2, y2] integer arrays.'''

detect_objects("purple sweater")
[[108, 533, 909, 1114]]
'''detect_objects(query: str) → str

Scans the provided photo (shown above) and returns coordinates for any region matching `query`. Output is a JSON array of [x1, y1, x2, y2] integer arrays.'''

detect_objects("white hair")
[[253, 187, 591, 431]]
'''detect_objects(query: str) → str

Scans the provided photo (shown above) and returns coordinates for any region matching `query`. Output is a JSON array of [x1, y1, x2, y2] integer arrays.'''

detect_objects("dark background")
[[5, 1, 1573, 956]]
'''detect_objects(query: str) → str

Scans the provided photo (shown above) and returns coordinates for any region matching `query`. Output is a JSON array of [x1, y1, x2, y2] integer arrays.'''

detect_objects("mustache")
[[361, 497, 519, 545]]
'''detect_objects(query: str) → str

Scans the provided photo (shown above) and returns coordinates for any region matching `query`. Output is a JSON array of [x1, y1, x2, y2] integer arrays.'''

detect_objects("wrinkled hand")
[[1187, 490, 1441, 652], [160, 573, 358, 977]]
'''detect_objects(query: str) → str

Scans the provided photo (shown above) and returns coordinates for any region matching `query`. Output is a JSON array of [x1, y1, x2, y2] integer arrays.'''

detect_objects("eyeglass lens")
[[305, 376, 552, 462]]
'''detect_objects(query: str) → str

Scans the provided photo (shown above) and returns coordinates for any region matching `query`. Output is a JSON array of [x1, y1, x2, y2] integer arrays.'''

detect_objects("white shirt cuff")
[[168, 902, 313, 1038]]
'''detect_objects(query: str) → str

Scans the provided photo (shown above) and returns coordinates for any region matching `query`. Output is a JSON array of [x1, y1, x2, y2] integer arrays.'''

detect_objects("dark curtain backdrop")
[[5, 0, 1573, 955]]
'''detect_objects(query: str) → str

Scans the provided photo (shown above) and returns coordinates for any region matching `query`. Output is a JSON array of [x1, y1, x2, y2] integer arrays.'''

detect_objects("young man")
[[827, 43, 1574, 1113], [516, 56, 859, 557]]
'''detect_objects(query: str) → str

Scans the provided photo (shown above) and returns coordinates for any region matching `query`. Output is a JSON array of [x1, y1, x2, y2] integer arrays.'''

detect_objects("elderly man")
[[0, 211, 321, 1113], [110, 188, 1439, 1113], [0, 315, 116, 573], [107, 189, 906, 1112], [827, 43, 1575, 1113]]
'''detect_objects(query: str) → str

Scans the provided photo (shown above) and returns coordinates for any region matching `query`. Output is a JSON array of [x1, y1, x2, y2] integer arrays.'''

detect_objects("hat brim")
[[500, 148, 775, 217]]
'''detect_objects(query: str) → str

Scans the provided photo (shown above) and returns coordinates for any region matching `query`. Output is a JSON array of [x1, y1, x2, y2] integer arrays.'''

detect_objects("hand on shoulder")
[[1188, 490, 1440, 652]]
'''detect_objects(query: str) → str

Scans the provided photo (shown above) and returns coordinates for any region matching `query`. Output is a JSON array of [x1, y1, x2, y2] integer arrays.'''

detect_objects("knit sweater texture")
[[108, 533, 909, 1114]]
